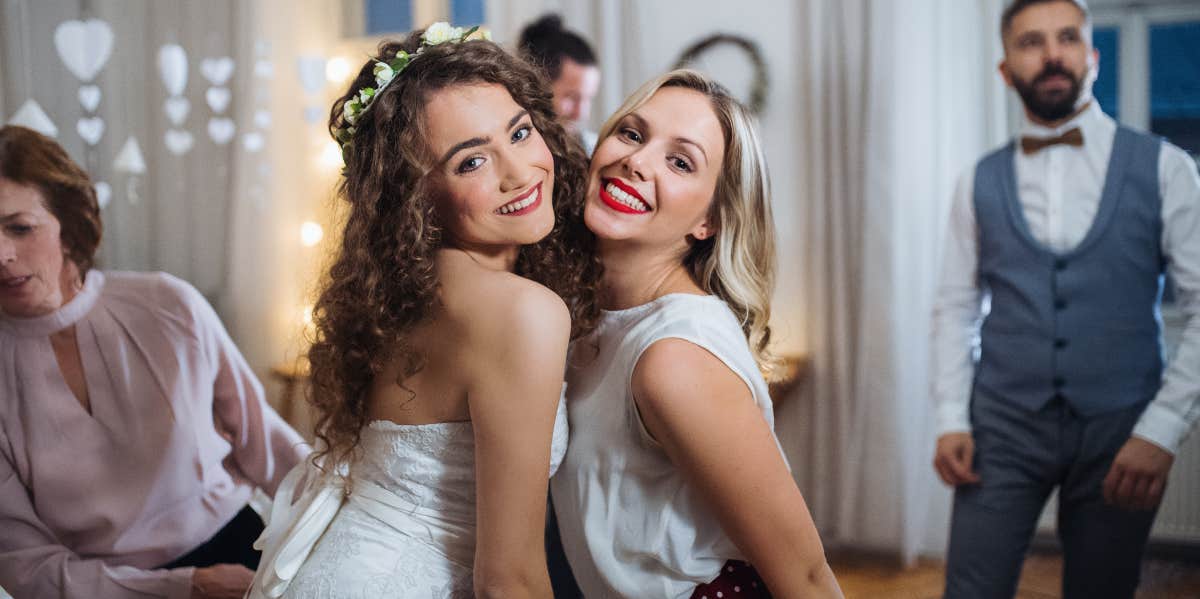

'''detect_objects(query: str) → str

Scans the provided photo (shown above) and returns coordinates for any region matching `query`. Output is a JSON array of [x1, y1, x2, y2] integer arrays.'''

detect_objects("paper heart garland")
[[254, 109, 271, 129], [242, 132, 264, 153], [164, 97, 190, 125], [296, 56, 326, 94], [200, 57, 235, 86], [54, 19, 114, 82], [254, 59, 274, 79], [114, 137, 146, 174], [206, 87, 231, 113], [208, 118, 236, 145], [8, 100, 58, 137], [158, 44, 188, 96], [94, 181, 112, 209], [77, 117, 104, 145], [78, 85, 101, 112], [164, 129, 194, 155]]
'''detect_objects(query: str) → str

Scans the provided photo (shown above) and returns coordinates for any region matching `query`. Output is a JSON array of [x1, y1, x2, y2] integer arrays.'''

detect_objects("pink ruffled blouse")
[[0, 271, 307, 599]]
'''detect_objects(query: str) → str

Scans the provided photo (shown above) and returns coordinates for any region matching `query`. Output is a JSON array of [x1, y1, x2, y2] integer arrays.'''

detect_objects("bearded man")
[[930, 1, 1200, 598]]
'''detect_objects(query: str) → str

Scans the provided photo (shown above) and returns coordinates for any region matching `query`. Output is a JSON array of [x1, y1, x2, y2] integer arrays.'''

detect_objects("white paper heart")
[[303, 106, 323, 124], [296, 56, 326, 94], [114, 136, 147, 174], [78, 85, 101, 112], [164, 96, 190, 125], [158, 44, 188, 96], [253, 109, 271, 129], [164, 129, 194, 155], [208, 118, 236, 145], [54, 19, 114, 82], [8, 99, 59, 137], [254, 59, 274, 79], [205, 87, 232, 113], [76, 117, 104, 145], [200, 57, 235, 86], [242, 132, 265, 153], [94, 181, 111, 209]]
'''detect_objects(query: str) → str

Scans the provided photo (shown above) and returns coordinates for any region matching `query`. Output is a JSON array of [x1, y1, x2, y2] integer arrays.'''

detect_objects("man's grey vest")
[[972, 126, 1166, 416]]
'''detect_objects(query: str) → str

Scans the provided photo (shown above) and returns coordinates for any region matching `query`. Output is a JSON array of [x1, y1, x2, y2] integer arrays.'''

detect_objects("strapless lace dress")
[[247, 395, 569, 598]]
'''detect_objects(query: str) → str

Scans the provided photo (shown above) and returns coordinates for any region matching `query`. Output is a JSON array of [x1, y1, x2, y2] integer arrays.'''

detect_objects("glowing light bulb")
[[326, 57, 353, 84], [318, 140, 343, 170], [300, 221, 324, 247]]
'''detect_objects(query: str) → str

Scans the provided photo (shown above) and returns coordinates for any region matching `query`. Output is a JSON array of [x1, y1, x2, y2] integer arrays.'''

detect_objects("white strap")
[[246, 459, 347, 599]]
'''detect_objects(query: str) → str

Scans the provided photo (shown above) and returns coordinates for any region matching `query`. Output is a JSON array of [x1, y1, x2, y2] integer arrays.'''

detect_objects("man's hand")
[[190, 564, 256, 599], [933, 432, 982, 486], [1103, 436, 1174, 511]]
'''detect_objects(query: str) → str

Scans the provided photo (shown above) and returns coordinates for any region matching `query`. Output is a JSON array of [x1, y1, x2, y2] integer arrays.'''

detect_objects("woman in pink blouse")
[[0, 125, 307, 599]]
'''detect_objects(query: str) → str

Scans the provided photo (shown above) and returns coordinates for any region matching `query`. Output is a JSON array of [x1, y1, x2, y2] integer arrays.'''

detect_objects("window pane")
[[1093, 26, 1120, 122], [1149, 21, 1200, 155], [451, 0, 485, 27], [366, 0, 413, 35]]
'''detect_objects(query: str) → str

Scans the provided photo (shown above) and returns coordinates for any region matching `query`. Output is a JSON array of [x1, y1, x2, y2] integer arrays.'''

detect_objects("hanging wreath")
[[673, 33, 770, 115]]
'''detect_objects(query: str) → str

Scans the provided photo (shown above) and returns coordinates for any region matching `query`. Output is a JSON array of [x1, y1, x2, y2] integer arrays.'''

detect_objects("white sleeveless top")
[[551, 294, 783, 599]]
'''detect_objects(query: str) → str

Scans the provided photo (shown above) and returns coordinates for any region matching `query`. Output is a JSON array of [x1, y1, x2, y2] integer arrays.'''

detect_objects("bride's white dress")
[[247, 396, 569, 598]]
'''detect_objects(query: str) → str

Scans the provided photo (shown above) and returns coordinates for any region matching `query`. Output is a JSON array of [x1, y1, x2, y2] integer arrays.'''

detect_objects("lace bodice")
[[248, 393, 569, 598]]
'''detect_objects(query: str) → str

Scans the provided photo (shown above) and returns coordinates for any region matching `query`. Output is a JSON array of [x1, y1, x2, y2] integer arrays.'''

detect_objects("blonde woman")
[[550, 71, 843, 599]]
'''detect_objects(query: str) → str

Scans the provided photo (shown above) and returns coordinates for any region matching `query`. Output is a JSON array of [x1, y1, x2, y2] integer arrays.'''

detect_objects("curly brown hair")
[[308, 32, 602, 466]]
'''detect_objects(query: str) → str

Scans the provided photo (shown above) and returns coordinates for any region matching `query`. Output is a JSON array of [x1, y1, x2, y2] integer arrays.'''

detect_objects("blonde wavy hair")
[[597, 69, 780, 380]]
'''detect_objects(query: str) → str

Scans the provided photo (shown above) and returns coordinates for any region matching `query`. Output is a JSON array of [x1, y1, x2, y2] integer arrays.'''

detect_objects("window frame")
[[1092, 2, 1200, 147]]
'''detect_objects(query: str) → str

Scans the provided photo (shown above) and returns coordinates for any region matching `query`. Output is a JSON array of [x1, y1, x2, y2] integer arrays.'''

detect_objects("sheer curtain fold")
[[788, 0, 1009, 561]]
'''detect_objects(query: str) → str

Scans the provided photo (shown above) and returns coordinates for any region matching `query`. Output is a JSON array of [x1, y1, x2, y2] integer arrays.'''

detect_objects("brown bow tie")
[[1020, 127, 1084, 154]]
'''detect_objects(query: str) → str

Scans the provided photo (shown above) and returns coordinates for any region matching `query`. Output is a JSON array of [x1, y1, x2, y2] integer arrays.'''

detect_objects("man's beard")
[[1011, 63, 1083, 122]]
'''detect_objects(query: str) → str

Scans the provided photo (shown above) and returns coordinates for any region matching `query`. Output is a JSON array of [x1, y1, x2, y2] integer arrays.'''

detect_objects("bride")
[[247, 24, 600, 598]]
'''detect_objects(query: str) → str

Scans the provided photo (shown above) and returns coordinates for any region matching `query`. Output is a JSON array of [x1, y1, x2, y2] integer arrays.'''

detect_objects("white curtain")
[[785, 0, 1010, 562], [489, 0, 1012, 562]]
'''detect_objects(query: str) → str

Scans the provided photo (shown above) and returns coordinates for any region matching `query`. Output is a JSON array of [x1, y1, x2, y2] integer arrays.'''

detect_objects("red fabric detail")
[[690, 560, 773, 599]]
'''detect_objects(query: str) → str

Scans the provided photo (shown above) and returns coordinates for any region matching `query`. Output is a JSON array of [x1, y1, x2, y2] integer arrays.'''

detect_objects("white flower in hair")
[[422, 22, 463, 45], [372, 62, 395, 87], [343, 97, 362, 124], [335, 23, 486, 155]]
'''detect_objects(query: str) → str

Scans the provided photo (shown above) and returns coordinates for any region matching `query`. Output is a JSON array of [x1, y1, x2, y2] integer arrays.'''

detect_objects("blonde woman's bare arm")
[[633, 338, 844, 599]]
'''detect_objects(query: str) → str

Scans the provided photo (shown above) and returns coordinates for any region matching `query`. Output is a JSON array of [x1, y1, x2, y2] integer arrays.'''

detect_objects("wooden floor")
[[829, 551, 1200, 599]]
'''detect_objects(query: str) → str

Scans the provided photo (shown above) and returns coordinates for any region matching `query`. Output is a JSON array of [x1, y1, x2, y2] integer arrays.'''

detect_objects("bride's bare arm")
[[466, 280, 569, 599]]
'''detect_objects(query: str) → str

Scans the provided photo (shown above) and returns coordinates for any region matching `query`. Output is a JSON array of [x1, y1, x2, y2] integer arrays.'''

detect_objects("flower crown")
[[333, 22, 491, 150]]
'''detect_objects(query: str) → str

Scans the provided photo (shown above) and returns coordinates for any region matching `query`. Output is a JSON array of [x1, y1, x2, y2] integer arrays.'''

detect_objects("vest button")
[[1054, 377, 1065, 388], [1053, 392, 1067, 403], [1055, 299, 1067, 310], [1055, 338, 1068, 349], [1055, 259, 1068, 271]]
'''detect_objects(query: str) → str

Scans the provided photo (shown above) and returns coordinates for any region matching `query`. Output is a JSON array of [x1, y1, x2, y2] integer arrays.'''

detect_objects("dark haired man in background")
[[518, 14, 601, 153]]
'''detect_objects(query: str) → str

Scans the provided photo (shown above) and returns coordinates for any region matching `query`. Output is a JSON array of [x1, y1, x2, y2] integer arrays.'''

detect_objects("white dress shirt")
[[933, 102, 1200, 454]]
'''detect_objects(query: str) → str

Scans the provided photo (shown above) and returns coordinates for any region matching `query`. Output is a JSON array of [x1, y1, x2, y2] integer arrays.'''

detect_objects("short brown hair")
[[0, 126, 102, 274], [1001, 0, 1091, 40]]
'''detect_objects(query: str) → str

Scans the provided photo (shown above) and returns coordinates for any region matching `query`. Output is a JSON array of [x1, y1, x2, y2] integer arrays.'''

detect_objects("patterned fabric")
[[690, 561, 773, 599], [248, 390, 569, 598]]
